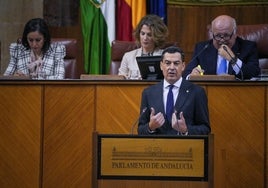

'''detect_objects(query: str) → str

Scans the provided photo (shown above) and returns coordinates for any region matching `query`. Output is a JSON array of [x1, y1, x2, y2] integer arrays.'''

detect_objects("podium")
[[93, 133, 214, 188]]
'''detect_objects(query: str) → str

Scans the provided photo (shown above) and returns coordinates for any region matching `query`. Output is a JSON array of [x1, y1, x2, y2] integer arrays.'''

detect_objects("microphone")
[[188, 43, 210, 64], [16, 38, 21, 62], [185, 43, 209, 79], [130, 107, 147, 135], [222, 45, 244, 80], [17, 38, 22, 44], [15, 38, 21, 74]]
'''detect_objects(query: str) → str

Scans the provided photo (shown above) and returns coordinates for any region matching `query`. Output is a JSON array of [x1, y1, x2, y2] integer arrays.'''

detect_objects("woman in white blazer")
[[4, 18, 65, 79], [118, 14, 168, 79]]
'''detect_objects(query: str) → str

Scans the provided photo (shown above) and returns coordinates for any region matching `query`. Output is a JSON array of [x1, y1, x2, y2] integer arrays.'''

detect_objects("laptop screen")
[[136, 56, 164, 80]]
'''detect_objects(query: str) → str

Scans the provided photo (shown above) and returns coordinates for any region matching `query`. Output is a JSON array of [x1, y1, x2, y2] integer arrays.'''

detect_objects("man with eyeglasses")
[[183, 15, 260, 80]]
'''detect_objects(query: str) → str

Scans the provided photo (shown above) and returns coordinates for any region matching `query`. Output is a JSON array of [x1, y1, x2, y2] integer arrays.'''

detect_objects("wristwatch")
[[229, 56, 238, 65]]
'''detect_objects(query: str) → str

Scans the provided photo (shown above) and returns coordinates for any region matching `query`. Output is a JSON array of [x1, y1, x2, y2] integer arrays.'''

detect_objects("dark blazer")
[[183, 37, 260, 79], [138, 79, 211, 135]]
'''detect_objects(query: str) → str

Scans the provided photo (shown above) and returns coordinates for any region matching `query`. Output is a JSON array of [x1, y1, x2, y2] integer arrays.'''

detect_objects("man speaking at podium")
[[138, 46, 211, 135]]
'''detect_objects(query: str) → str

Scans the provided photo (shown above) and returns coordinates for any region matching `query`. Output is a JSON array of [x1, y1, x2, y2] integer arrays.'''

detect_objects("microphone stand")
[[130, 107, 147, 134], [188, 43, 210, 65]]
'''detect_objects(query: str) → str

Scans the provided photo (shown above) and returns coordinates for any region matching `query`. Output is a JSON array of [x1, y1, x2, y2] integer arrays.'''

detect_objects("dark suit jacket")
[[183, 37, 260, 79], [138, 79, 211, 135]]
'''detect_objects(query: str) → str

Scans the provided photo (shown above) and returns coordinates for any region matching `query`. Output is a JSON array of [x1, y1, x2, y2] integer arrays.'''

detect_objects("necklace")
[[141, 48, 154, 56]]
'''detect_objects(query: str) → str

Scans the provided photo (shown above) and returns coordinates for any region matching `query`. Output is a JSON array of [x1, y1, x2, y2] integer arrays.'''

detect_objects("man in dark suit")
[[138, 46, 211, 135], [183, 15, 260, 80]]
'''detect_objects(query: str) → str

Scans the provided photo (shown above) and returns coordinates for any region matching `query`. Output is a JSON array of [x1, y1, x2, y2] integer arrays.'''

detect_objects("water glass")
[[128, 70, 140, 80], [260, 69, 268, 80]]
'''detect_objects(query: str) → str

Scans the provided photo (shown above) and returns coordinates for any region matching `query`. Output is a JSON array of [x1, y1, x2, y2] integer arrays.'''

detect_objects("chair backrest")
[[110, 40, 178, 75], [0, 41, 1, 69], [51, 38, 79, 79], [207, 24, 268, 69], [110, 40, 139, 75]]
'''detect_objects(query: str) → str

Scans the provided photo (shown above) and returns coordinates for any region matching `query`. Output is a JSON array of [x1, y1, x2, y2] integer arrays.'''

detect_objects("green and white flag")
[[80, 0, 115, 74]]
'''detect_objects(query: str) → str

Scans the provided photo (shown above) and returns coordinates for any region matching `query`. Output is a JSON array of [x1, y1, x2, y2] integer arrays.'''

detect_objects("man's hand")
[[171, 111, 188, 133], [218, 44, 235, 61], [148, 107, 165, 131], [190, 65, 204, 76]]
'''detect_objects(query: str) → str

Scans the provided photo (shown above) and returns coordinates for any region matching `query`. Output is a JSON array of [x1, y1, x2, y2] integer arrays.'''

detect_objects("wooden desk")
[[0, 80, 267, 188]]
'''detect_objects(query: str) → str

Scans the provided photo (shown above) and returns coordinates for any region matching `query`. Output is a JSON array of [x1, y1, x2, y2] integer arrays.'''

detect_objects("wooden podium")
[[93, 133, 214, 188]]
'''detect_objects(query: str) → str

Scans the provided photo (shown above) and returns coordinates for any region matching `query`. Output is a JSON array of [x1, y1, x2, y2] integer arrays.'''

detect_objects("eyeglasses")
[[213, 31, 234, 41]]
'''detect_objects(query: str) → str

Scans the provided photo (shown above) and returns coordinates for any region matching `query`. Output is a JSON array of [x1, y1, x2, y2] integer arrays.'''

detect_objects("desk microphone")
[[14, 39, 22, 73], [222, 45, 244, 80], [130, 107, 147, 135], [16, 38, 21, 60], [188, 43, 210, 64]]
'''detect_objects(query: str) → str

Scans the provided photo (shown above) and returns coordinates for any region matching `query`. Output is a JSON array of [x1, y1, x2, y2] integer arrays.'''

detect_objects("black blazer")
[[138, 79, 211, 135], [183, 37, 260, 79]]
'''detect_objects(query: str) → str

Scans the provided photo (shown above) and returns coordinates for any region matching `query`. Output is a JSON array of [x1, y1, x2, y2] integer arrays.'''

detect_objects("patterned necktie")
[[217, 58, 227, 75], [166, 85, 174, 123]]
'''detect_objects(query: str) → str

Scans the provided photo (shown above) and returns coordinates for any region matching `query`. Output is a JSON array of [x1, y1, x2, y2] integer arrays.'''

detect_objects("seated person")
[[138, 46, 211, 135], [118, 14, 168, 79], [4, 18, 65, 79], [183, 15, 260, 80]]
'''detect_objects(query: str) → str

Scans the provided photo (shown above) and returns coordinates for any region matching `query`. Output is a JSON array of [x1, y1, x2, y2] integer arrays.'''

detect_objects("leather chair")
[[51, 38, 79, 79], [110, 40, 139, 75], [208, 24, 268, 69], [0, 41, 1, 69], [110, 40, 178, 75]]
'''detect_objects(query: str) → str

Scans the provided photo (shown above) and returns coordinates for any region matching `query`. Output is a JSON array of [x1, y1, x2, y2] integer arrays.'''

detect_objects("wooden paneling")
[[42, 85, 95, 188], [0, 85, 42, 188], [95, 84, 151, 134], [0, 81, 267, 188], [98, 180, 209, 188], [208, 86, 265, 188]]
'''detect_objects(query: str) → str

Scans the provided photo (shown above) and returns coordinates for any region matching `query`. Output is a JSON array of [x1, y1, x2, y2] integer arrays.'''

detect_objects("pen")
[[197, 65, 204, 75]]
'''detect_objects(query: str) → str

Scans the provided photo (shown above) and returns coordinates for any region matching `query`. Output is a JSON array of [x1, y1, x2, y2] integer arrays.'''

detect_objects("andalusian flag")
[[80, 0, 115, 74], [116, 0, 146, 41]]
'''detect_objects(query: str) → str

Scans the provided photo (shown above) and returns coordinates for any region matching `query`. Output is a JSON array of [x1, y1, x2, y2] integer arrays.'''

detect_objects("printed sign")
[[97, 135, 209, 181]]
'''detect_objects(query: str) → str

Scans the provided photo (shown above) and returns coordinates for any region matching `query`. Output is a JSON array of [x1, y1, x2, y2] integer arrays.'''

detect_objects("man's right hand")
[[148, 107, 165, 131], [190, 65, 204, 76]]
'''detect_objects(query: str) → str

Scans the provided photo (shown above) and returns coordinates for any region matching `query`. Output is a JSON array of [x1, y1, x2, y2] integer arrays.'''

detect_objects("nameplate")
[[97, 135, 209, 181], [189, 74, 235, 81]]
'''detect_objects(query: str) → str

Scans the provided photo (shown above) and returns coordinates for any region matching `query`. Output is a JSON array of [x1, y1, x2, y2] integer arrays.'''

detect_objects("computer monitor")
[[136, 55, 164, 80]]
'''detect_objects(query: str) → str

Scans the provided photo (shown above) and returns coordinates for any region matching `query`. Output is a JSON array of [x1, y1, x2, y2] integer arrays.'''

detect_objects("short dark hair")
[[21, 18, 51, 53], [161, 46, 185, 62]]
